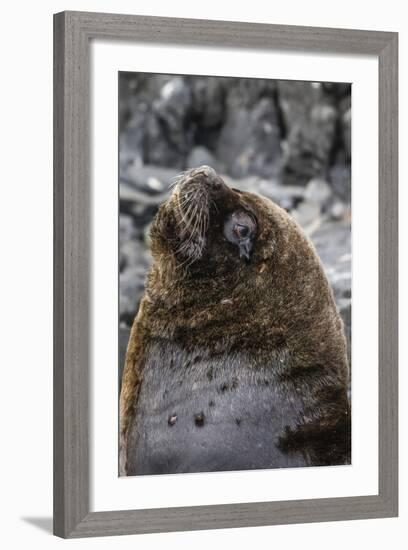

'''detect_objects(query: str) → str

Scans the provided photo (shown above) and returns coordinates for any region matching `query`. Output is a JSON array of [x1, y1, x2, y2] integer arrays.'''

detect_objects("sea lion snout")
[[192, 164, 216, 179], [176, 165, 226, 196], [194, 165, 225, 191]]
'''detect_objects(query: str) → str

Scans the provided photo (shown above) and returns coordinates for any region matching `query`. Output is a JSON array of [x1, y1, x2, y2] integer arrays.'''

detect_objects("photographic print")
[[118, 72, 352, 477]]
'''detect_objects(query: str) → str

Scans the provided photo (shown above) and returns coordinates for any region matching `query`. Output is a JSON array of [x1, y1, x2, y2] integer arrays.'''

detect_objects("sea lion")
[[119, 165, 350, 476]]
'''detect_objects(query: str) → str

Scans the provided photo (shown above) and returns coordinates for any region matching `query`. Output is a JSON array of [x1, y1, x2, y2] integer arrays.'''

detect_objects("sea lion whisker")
[[198, 211, 208, 244], [174, 210, 205, 260], [186, 209, 202, 239], [176, 186, 203, 218], [175, 248, 199, 270], [174, 238, 194, 255], [181, 205, 199, 233], [176, 206, 193, 228], [197, 212, 204, 241], [169, 171, 188, 189], [202, 211, 209, 234], [178, 199, 197, 225], [174, 219, 201, 255], [176, 193, 194, 212]]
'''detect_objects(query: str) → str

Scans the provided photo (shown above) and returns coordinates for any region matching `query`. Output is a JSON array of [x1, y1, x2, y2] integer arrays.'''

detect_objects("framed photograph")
[[53, 11, 398, 538]]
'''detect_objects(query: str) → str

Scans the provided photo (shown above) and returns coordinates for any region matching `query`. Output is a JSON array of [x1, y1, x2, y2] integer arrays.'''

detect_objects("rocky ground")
[[118, 75, 352, 377]]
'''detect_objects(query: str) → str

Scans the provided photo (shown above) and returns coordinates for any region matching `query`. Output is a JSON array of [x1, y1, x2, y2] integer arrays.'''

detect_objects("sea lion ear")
[[238, 238, 253, 261]]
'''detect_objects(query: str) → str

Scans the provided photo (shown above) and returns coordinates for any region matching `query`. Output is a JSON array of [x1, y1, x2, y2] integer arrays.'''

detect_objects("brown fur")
[[119, 166, 350, 474]]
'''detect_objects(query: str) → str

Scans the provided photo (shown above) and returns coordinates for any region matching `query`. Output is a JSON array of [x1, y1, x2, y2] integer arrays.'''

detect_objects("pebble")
[[168, 414, 178, 426], [194, 412, 205, 427]]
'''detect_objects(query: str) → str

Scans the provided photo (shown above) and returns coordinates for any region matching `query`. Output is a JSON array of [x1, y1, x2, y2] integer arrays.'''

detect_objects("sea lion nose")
[[197, 165, 216, 178], [194, 165, 224, 190]]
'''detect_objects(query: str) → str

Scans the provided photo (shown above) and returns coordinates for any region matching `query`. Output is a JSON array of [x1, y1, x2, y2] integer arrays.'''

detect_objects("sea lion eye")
[[234, 224, 250, 240], [223, 211, 257, 261]]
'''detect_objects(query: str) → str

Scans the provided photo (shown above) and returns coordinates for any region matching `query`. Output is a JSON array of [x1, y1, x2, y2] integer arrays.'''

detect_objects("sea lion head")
[[149, 165, 289, 278]]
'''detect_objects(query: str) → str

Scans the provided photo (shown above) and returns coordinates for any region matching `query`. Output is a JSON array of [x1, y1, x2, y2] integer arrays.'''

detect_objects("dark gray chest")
[[126, 341, 309, 475]]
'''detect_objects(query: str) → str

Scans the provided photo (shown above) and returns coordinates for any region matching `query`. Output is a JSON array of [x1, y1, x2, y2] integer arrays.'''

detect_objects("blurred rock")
[[119, 75, 351, 194], [216, 79, 282, 178], [342, 108, 352, 161], [291, 201, 322, 234], [329, 163, 351, 203], [123, 164, 179, 195], [278, 81, 338, 186], [304, 178, 332, 207], [186, 146, 221, 172], [190, 76, 225, 130], [313, 220, 351, 295], [322, 82, 351, 101], [224, 78, 277, 110], [119, 215, 139, 271], [278, 81, 323, 127], [119, 110, 146, 172], [120, 214, 138, 243], [330, 200, 348, 221], [143, 77, 194, 168], [217, 100, 281, 178], [119, 165, 181, 227]]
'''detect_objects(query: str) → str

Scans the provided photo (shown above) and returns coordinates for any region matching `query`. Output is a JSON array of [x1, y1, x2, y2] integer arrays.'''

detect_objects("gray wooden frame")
[[53, 10, 398, 538]]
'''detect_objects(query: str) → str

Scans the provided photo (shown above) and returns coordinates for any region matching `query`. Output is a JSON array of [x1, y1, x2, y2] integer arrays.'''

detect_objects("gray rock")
[[120, 214, 138, 243], [119, 215, 139, 271], [304, 178, 332, 207], [155, 77, 193, 149], [186, 146, 221, 172], [330, 200, 348, 221], [291, 201, 322, 233], [190, 76, 225, 129], [216, 79, 282, 179], [119, 108, 147, 168], [120, 238, 150, 272], [329, 163, 351, 203], [119, 165, 181, 226], [312, 220, 351, 273], [278, 81, 323, 127], [278, 81, 338, 185], [217, 100, 281, 178], [144, 112, 184, 169], [118, 74, 351, 195], [342, 108, 352, 161], [224, 77, 277, 110], [322, 82, 352, 102], [123, 164, 179, 195], [141, 77, 194, 168], [216, 108, 252, 175]]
